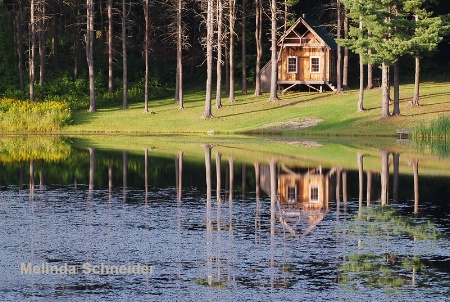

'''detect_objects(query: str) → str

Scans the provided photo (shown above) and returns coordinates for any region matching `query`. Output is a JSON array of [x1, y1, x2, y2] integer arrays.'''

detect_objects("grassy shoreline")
[[62, 80, 450, 137]]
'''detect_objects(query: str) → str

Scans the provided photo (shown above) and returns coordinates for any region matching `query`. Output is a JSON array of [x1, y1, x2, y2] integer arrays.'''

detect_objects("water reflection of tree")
[[339, 206, 442, 289]]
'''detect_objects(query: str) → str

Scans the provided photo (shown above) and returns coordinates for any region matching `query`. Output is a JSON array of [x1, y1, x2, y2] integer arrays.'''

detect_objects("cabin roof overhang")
[[277, 17, 336, 50]]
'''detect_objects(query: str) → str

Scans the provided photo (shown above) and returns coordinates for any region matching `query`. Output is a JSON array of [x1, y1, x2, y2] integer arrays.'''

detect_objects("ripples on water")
[[1, 182, 449, 302]]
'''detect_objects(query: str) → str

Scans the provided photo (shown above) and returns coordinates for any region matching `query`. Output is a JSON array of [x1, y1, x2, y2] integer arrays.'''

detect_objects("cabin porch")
[[278, 80, 337, 93]]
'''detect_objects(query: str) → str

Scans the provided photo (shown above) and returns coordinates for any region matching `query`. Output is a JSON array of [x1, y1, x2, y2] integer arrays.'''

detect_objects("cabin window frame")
[[310, 56, 321, 74], [287, 184, 297, 202], [309, 185, 320, 203], [287, 56, 298, 74]]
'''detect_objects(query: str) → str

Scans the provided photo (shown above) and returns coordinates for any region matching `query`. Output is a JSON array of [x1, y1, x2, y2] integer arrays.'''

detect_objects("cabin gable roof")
[[277, 17, 337, 50]]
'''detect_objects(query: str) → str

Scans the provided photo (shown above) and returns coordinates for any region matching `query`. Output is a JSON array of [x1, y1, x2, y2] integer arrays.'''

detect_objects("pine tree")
[[340, 0, 444, 119]]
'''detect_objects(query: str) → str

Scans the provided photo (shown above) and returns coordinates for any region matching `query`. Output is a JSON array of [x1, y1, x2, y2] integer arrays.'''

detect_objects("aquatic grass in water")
[[412, 115, 450, 158], [0, 98, 72, 132], [412, 115, 450, 140]]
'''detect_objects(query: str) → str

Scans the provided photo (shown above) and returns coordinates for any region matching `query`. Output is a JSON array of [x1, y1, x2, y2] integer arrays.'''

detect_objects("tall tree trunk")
[[144, 0, 149, 112], [393, 60, 400, 115], [412, 159, 419, 213], [89, 148, 95, 191], [229, 158, 234, 201], [342, 11, 349, 90], [216, 153, 222, 202], [38, 0, 45, 86], [225, 46, 230, 94], [380, 150, 389, 206], [241, 0, 247, 95], [381, 62, 390, 118], [367, 32, 373, 90], [74, 1, 81, 81], [51, 10, 58, 71], [357, 153, 364, 209], [412, 56, 420, 106], [30, 0, 36, 101], [87, 0, 96, 112], [108, 0, 113, 95], [254, 0, 262, 96], [122, 0, 128, 109], [216, 0, 223, 108], [228, 0, 236, 102], [176, 0, 184, 109], [203, 0, 214, 118], [17, 0, 25, 92], [268, 0, 278, 102], [335, 0, 342, 94], [357, 18, 364, 112]]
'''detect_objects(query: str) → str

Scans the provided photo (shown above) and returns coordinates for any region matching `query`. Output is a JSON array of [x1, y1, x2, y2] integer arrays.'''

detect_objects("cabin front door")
[[299, 57, 309, 81]]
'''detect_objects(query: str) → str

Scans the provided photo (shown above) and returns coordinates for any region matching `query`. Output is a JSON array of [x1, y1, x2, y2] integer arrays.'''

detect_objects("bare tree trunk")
[[254, 0, 262, 96], [203, 0, 214, 118], [144, 0, 149, 112], [357, 18, 364, 112], [268, 0, 278, 102], [176, 0, 184, 109], [380, 150, 389, 206], [342, 11, 349, 90], [365, 30, 374, 89], [412, 56, 420, 106], [51, 10, 58, 71], [122, 0, 128, 109], [89, 148, 95, 191], [241, 0, 247, 95], [87, 0, 96, 112], [366, 171, 372, 205], [228, 0, 236, 102], [108, 0, 113, 95], [17, 0, 25, 92], [30, 0, 36, 101], [357, 153, 364, 207], [381, 62, 390, 118], [412, 159, 419, 213], [38, 0, 45, 86], [215, 0, 223, 108], [229, 158, 234, 201], [335, 0, 342, 94], [225, 46, 230, 94], [203, 145, 212, 202], [393, 60, 400, 115], [216, 153, 222, 202]]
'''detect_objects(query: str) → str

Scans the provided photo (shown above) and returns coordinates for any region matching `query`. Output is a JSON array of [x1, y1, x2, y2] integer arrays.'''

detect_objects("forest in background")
[[0, 0, 449, 112]]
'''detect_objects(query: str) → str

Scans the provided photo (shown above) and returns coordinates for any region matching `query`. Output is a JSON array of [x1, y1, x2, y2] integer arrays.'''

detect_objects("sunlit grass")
[[64, 80, 450, 137]]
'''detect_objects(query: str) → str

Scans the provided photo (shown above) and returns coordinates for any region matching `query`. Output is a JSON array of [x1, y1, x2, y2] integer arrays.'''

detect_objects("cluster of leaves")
[[340, 0, 449, 66], [0, 98, 72, 132]]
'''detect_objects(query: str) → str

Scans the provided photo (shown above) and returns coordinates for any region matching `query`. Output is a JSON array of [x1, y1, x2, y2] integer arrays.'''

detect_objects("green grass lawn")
[[64, 80, 450, 137]]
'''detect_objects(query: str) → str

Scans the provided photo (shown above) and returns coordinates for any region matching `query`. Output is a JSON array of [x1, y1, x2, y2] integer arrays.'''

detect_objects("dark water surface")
[[1, 136, 450, 301]]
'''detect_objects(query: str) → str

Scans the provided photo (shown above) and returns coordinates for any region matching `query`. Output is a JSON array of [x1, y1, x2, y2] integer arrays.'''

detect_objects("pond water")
[[1, 136, 450, 301]]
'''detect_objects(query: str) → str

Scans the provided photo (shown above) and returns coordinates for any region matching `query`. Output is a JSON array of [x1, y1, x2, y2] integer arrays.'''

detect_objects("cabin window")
[[287, 56, 298, 73], [309, 185, 319, 203], [287, 185, 297, 202], [310, 56, 320, 73]]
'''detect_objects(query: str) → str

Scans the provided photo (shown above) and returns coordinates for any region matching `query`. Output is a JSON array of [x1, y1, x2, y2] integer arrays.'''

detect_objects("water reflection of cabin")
[[261, 17, 337, 93], [260, 165, 331, 238]]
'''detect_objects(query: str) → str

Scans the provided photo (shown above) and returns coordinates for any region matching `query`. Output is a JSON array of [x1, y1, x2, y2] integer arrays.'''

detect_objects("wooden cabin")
[[278, 169, 330, 207], [261, 17, 337, 93]]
